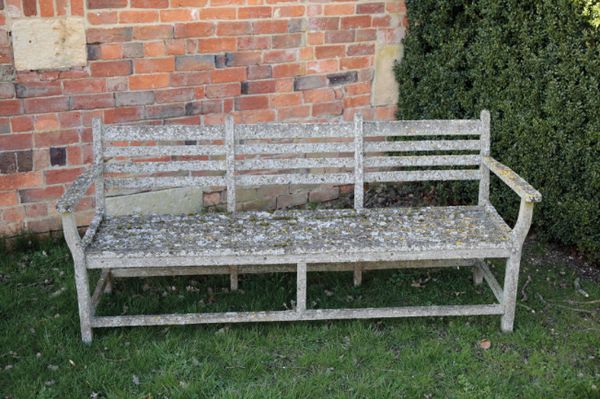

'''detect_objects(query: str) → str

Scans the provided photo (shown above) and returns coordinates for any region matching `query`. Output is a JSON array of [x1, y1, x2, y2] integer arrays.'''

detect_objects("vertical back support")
[[225, 115, 236, 213], [92, 118, 105, 215], [478, 110, 491, 205], [353, 113, 364, 210]]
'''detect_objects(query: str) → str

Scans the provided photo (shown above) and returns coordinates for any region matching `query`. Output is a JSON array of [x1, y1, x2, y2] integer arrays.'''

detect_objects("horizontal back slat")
[[365, 155, 480, 168], [364, 140, 481, 153], [105, 160, 225, 173], [104, 145, 225, 158], [236, 173, 354, 186], [364, 120, 481, 137], [364, 170, 480, 183], [236, 123, 354, 139], [237, 157, 354, 170], [237, 142, 354, 155], [106, 176, 226, 189], [103, 125, 223, 141]]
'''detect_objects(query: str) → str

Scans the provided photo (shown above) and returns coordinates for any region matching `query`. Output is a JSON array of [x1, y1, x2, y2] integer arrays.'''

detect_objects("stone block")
[[12, 17, 87, 71], [372, 43, 403, 106]]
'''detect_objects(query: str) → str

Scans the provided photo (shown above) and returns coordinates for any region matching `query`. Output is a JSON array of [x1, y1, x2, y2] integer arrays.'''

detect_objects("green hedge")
[[395, 0, 600, 261]]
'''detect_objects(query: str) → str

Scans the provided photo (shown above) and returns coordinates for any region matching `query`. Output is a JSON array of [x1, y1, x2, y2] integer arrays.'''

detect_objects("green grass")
[[1, 239, 599, 398]]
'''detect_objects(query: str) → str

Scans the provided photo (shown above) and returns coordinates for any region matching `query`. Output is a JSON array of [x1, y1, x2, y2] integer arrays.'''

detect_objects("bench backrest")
[[95, 111, 490, 212]]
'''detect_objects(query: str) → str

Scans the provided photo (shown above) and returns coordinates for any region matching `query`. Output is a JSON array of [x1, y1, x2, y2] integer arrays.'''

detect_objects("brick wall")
[[0, 0, 406, 236]]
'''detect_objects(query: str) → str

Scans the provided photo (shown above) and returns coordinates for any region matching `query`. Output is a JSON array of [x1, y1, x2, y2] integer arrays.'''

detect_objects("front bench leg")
[[62, 213, 93, 343], [296, 262, 307, 312]]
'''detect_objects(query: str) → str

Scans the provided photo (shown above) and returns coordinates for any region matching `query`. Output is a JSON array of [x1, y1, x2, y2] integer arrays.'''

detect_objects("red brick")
[[307, 59, 339, 74], [0, 134, 31, 151], [0, 172, 42, 190], [303, 87, 335, 103], [272, 33, 303, 49], [170, 71, 211, 87], [119, 10, 158, 23], [19, 186, 64, 203], [35, 130, 79, 147], [272, 63, 305, 78], [264, 50, 297, 64], [205, 83, 241, 98], [198, 38, 236, 53], [45, 167, 84, 185], [11, 116, 34, 132], [344, 94, 370, 108], [323, 4, 354, 15], [133, 25, 173, 40], [225, 52, 261, 67], [308, 17, 339, 31], [90, 60, 132, 77], [341, 56, 371, 70], [34, 114, 60, 131], [313, 101, 343, 117], [174, 22, 214, 38], [0, 83, 15, 99], [216, 21, 252, 36], [154, 87, 195, 103], [210, 67, 246, 83], [253, 20, 287, 34], [58, 112, 82, 129], [315, 45, 345, 59], [2, 206, 25, 224], [247, 65, 272, 80], [0, 191, 18, 207], [271, 93, 302, 107], [24, 97, 69, 113], [98, 43, 122, 59], [159, 9, 194, 22], [341, 15, 372, 29], [39, 0, 53, 15], [210, 0, 242, 5], [24, 203, 48, 218], [87, 10, 118, 25], [241, 80, 275, 95], [71, 93, 115, 110], [129, 74, 170, 90], [131, 0, 168, 7], [372, 15, 391, 28], [237, 36, 271, 50], [134, 57, 175, 73], [88, 0, 126, 9], [27, 216, 63, 234], [23, 0, 37, 16], [325, 30, 355, 44], [0, 100, 22, 116], [356, 28, 376, 41], [200, 7, 236, 19], [235, 95, 268, 111], [236, 109, 275, 124], [238, 6, 271, 19], [347, 43, 375, 56], [277, 105, 310, 120], [63, 78, 106, 95], [357, 2, 385, 14], [175, 54, 215, 71], [86, 27, 131, 43], [346, 82, 371, 96], [274, 5, 304, 18], [104, 107, 143, 123]]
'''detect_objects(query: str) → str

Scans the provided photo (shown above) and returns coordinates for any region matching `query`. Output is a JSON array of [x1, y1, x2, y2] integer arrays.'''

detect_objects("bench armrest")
[[483, 156, 542, 203], [56, 165, 100, 214]]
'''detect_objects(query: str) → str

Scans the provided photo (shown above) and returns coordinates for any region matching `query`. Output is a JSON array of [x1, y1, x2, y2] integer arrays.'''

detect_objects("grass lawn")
[[0, 238, 598, 398]]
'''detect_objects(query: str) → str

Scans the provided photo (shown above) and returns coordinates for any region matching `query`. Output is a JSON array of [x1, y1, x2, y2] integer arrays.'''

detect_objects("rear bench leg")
[[473, 261, 484, 286], [297, 262, 307, 312], [501, 252, 521, 332], [353, 264, 363, 287], [229, 266, 239, 291], [103, 269, 113, 294]]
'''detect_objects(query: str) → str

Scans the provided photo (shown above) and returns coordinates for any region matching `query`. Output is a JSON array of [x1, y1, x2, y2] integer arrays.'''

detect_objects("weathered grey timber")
[[56, 110, 542, 343]]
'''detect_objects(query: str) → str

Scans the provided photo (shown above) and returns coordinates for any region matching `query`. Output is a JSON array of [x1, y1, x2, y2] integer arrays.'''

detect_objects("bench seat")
[[85, 206, 513, 265]]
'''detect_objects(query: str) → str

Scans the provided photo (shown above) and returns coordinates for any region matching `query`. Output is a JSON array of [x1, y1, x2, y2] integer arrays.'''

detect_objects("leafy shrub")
[[395, 0, 600, 261]]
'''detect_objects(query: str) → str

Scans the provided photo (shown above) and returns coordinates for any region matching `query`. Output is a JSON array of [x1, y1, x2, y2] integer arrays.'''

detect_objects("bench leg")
[[74, 258, 93, 343], [229, 266, 239, 291], [353, 264, 363, 287], [103, 269, 113, 294], [473, 262, 484, 286], [501, 251, 521, 333], [296, 262, 307, 312]]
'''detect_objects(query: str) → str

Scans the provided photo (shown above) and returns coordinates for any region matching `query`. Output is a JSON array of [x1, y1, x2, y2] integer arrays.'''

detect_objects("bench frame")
[[57, 111, 541, 343]]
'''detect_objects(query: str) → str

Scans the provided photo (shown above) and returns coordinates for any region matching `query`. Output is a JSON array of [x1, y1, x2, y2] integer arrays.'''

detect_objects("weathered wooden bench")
[[57, 110, 541, 343]]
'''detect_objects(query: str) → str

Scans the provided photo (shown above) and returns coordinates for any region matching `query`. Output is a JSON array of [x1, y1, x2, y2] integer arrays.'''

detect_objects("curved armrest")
[[483, 156, 542, 203], [56, 166, 100, 214]]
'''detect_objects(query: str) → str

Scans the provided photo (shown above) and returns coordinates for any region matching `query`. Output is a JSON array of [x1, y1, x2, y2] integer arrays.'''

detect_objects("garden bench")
[[57, 110, 541, 343]]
